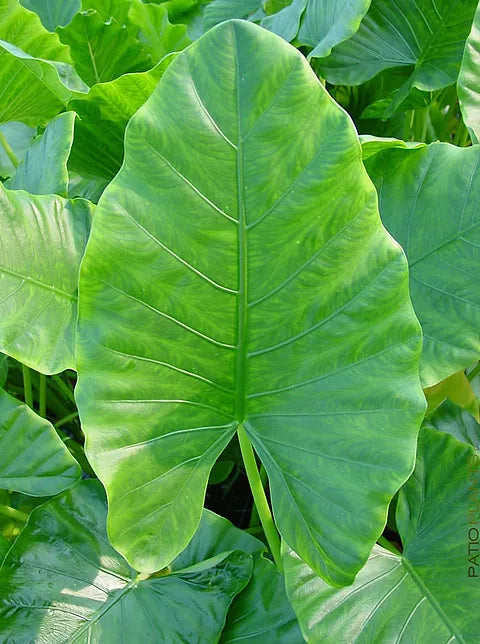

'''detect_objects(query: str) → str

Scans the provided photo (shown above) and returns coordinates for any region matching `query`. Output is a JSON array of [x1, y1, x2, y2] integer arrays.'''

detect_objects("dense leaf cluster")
[[0, 0, 479, 642]]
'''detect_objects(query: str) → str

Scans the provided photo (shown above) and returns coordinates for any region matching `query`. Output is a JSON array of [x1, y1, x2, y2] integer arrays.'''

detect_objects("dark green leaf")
[[0, 480, 254, 642]]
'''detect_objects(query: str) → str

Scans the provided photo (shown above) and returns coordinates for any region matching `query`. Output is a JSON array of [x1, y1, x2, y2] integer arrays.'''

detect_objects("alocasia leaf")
[[0, 388, 80, 495], [316, 0, 478, 115], [359, 135, 425, 160], [0, 122, 35, 178], [68, 56, 173, 182], [365, 143, 480, 386], [20, 0, 81, 31], [6, 111, 75, 196], [128, 0, 190, 64], [298, 0, 371, 58], [458, 0, 480, 144], [260, 0, 307, 42], [57, 9, 151, 86], [284, 427, 480, 642], [0, 480, 254, 642], [76, 20, 424, 586], [0, 185, 92, 374]]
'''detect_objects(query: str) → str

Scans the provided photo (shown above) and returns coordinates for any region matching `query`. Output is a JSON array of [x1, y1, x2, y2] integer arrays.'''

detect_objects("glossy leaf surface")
[[6, 112, 75, 196], [284, 427, 479, 642], [77, 20, 424, 585], [366, 143, 480, 386], [316, 0, 477, 112], [0, 185, 92, 373], [20, 0, 81, 31], [57, 9, 151, 86], [0, 388, 80, 495], [298, 0, 371, 58], [0, 480, 253, 642], [458, 0, 480, 144]]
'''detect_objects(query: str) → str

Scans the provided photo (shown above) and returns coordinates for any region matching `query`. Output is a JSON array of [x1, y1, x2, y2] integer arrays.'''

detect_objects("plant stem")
[[39, 374, 47, 417], [403, 110, 414, 141], [237, 424, 282, 570], [52, 375, 75, 404], [249, 464, 267, 528], [0, 130, 19, 168], [0, 504, 28, 523], [468, 362, 480, 382], [55, 410, 79, 429], [22, 365, 33, 408]]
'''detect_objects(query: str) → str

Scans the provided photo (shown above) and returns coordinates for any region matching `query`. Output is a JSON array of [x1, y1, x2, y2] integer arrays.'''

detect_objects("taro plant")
[[0, 1, 479, 642]]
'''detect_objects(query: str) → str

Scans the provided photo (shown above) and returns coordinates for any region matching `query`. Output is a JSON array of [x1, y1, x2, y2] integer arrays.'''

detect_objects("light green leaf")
[[359, 135, 425, 160], [365, 142, 480, 386], [6, 112, 75, 196], [68, 172, 108, 202], [57, 9, 151, 86], [299, 0, 371, 58], [0, 122, 35, 178], [20, 0, 81, 31], [260, 0, 307, 42], [317, 0, 477, 113], [0, 388, 80, 495], [284, 427, 479, 642], [68, 57, 173, 182], [128, 0, 190, 64], [77, 20, 424, 586], [0, 480, 254, 642], [203, 0, 262, 30], [0, 185, 92, 374], [458, 1, 480, 144]]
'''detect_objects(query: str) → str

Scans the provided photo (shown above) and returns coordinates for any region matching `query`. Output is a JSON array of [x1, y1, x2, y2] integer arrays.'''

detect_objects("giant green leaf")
[[203, 0, 262, 30], [0, 388, 80, 495], [57, 9, 151, 86], [365, 143, 480, 386], [20, 0, 81, 31], [0, 185, 92, 374], [260, 0, 307, 42], [284, 427, 479, 642], [68, 57, 173, 182], [316, 0, 477, 114], [76, 20, 424, 586], [298, 0, 371, 58], [6, 112, 75, 196], [0, 480, 253, 642], [458, 0, 480, 144]]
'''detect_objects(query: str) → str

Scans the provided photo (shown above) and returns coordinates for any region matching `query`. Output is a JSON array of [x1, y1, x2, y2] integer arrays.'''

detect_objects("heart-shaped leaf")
[[76, 19, 424, 586]]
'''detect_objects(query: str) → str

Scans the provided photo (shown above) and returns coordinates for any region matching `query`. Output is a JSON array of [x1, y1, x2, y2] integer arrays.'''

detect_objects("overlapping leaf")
[[20, 0, 81, 31], [0, 185, 92, 373], [365, 143, 480, 386], [0, 481, 253, 642], [77, 20, 424, 585], [0, 388, 80, 495], [316, 0, 478, 114], [284, 427, 479, 642], [6, 112, 75, 196]]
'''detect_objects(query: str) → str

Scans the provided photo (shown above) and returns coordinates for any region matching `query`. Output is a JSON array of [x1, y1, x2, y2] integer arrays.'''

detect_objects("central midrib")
[[233, 26, 248, 423]]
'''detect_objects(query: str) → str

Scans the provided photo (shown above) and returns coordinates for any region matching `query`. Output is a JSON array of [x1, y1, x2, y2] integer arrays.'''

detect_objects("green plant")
[[0, 1, 478, 641]]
